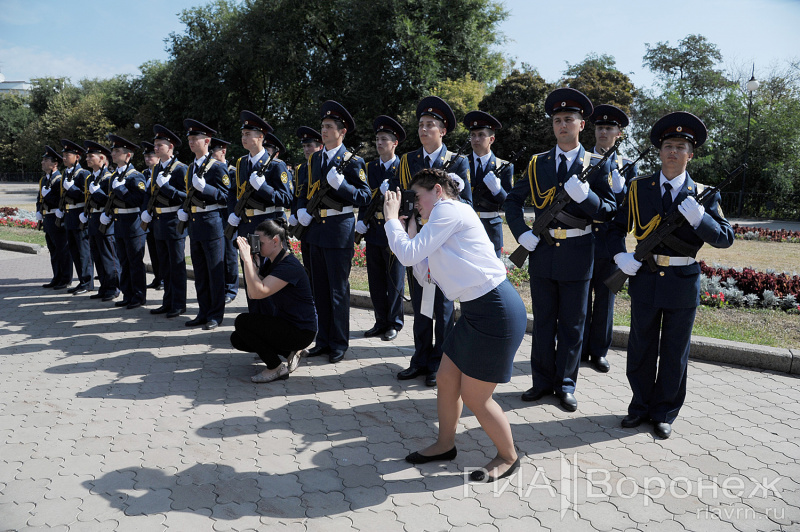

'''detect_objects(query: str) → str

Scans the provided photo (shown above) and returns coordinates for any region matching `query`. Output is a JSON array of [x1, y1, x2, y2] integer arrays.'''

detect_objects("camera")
[[247, 233, 261, 255], [399, 189, 417, 218]]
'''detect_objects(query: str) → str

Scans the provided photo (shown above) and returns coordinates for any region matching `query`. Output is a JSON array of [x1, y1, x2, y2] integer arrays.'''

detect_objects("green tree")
[[0, 94, 36, 173], [643, 34, 729, 97]]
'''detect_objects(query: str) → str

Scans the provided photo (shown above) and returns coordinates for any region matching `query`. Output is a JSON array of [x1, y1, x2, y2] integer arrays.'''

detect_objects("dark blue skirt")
[[442, 279, 527, 383]]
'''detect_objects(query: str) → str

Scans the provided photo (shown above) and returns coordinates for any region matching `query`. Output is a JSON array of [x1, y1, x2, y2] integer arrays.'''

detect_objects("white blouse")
[[385, 199, 507, 302]]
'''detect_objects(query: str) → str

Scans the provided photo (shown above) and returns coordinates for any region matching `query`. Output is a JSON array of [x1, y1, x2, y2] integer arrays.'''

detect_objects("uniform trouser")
[[231, 313, 316, 369], [190, 236, 226, 323], [582, 255, 616, 360], [156, 237, 187, 311], [309, 244, 353, 352], [44, 218, 72, 285], [529, 276, 590, 395], [116, 233, 146, 305], [300, 240, 312, 283], [67, 227, 94, 290], [480, 216, 504, 258], [146, 231, 163, 284], [223, 235, 239, 299], [90, 232, 119, 297], [408, 272, 453, 373], [365, 242, 405, 331], [627, 298, 696, 424]]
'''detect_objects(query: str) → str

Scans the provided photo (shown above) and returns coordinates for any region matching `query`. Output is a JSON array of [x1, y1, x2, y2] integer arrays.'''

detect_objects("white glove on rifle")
[[177, 209, 189, 222], [249, 171, 265, 190], [611, 169, 625, 193], [192, 174, 206, 193], [41, 185, 51, 197], [614, 252, 642, 276], [100, 213, 112, 225], [145, 178, 151, 189], [63, 179, 74, 190], [297, 208, 312, 226], [227, 213, 241, 227], [355, 221, 368, 234], [156, 171, 169, 187], [88, 182, 100, 194], [518, 230, 540, 252], [564, 175, 589, 203], [111, 178, 123, 189], [482, 171, 502, 195], [326, 167, 344, 189], [79, 212, 88, 224], [288, 214, 298, 227], [35, 212, 43, 222], [140, 210, 153, 224], [379, 179, 390, 194], [54, 208, 64, 218], [678, 196, 705, 228]]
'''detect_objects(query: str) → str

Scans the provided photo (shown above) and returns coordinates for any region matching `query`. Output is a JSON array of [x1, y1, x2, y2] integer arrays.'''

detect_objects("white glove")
[[518, 230, 540, 252], [156, 171, 169, 187], [297, 208, 312, 226], [482, 171, 502, 195], [140, 210, 153, 224], [111, 178, 123, 189], [63, 179, 74, 190], [41, 185, 51, 197], [100, 213, 112, 225], [54, 208, 64, 218], [379, 179, 390, 194], [678, 196, 705, 228], [249, 171, 265, 190], [611, 169, 625, 194], [288, 214, 298, 226], [564, 175, 589, 203], [614, 252, 642, 276], [326, 167, 344, 189], [177, 208, 189, 222], [35, 212, 43, 222], [79, 212, 88, 224], [192, 174, 206, 192], [355, 221, 368, 234], [89, 182, 100, 194], [145, 178, 151, 188], [227, 213, 240, 227]]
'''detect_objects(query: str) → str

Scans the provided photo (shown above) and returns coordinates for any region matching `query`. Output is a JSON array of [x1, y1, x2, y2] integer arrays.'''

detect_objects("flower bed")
[[733, 224, 800, 243], [0, 216, 38, 230]]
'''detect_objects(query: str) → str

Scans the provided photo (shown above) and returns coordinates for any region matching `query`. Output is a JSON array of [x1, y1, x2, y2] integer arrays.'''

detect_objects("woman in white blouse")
[[384, 168, 527, 482]]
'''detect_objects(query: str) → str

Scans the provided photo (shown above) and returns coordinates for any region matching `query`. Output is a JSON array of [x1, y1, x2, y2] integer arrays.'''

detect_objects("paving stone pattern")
[[0, 249, 798, 531]]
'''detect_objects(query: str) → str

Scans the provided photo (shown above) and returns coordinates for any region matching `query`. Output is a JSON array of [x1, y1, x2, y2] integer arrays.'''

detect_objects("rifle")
[[474, 146, 526, 210], [54, 169, 72, 228], [604, 163, 746, 294], [141, 161, 178, 231], [36, 172, 50, 231], [442, 139, 471, 172], [354, 187, 384, 246], [290, 143, 364, 240], [177, 157, 216, 234], [223, 150, 279, 240], [98, 167, 128, 235], [508, 138, 622, 268]]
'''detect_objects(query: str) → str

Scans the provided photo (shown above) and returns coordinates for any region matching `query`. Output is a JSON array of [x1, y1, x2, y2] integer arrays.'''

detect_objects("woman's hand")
[[384, 188, 402, 221], [236, 235, 251, 257]]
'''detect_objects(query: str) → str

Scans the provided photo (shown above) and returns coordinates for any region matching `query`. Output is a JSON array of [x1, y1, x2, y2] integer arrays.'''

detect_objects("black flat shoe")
[[364, 324, 386, 338], [328, 349, 345, 363], [150, 306, 169, 315], [68, 286, 80, 294], [71, 288, 89, 295], [592, 356, 611, 373], [405, 447, 457, 464], [382, 328, 398, 341], [557, 392, 578, 412], [90, 293, 104, 299], [470, 457, 521, 482], [102, 292, 120, 302], [305, 345, 331, 357], [397, 367, 428, 380], [166, 308, 186, 318], [203, 320, 219, 330], [42, 281, 57, 288], [621, 414, 646, 428], [185, 317, 207, 327], [654, 422, 672, 439], [224, 296, 233, 304], [425, 373, 437, 387], [115, 300, 131, 307], [126, 302, 143, 310], [53, 284, 69, 290], [521, 387, 552, 402]]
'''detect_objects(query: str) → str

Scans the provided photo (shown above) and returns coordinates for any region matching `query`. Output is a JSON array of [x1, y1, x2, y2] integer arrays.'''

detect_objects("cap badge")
[[603, 115, 608, 120], [676, 126, 683, 132], [561, 102, 566, 107]]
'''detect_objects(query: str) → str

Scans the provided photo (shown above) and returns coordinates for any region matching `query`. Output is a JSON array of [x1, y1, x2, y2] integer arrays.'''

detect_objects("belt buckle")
[[320, 209, 328, 218], [553, 228, 567, 239], [191, 206, 198, 213], [156, 207, 162, 214], [114, 208, 119, 214], [656, 255, 670, 267], [245, 209, 254, 217]]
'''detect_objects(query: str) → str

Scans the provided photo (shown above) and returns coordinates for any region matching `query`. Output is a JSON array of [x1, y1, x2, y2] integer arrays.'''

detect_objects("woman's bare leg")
[[418, 354, 462, 455]]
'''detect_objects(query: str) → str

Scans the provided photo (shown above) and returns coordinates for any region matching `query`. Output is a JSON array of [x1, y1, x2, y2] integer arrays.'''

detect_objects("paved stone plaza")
[[0, 248, 798, 531]]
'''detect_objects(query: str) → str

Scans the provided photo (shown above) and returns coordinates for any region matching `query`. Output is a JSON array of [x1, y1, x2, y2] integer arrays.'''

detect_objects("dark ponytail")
[[255, 217, 289, 250]]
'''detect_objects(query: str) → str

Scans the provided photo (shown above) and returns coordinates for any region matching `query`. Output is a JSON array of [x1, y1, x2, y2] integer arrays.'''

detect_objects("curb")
[[0, 239, 44, 255]]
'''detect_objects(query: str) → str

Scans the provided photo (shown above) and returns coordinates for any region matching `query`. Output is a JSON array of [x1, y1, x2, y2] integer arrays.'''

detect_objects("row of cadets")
[[140, 142, 164, 291], [208, 136, 239, 304], [581, 105, 638, 373], [296, 101, 371, 364], [464, 111, 513, 258], [505, 87, 617, 413], [142, 125, 189, 318], [101, 135, 148, 309], [82, 141, 120, 301], [178, 119, 230, 330], [395, 95, 471, 387], [355, 115, 407, 342], [289, 126, 324, 279], [37, 146, 71, 289], [55, 140, 93, 294]]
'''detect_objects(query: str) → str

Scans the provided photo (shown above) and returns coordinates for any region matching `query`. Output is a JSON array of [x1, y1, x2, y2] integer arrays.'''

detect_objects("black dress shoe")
[[90, 293, 104, 299], [53, 284, 69, 290], [166, 308, 186, 318], [521, 387, 553, 402], [425, 373, 437, 387], [102, 292, 120, 302], [224, 296, 233, 304], [115, 300, 131, 307], [72, 288, 89, 295], [185, 317, 207, 327], [364, 324, 386, 338], [328, 350, 345, 363], [154, 283, 164, 291], [470, 457, 521, 482], [150, 306, 169, 315], [592, 356, 611, 373], [42, 281, 57, 288], [621, 414, 646, 428], [397, 367, 427, 380], [146, 280, 160, 289], [557, 392, 578, 412], [203, 320, 219, 330], [305, 345, 331, 357], [68, 286, 80, 293], [382, 328, 398, 341], [654, 422, 672, 439], [126, 302, 143, 309], [405, 447, 457, 464]]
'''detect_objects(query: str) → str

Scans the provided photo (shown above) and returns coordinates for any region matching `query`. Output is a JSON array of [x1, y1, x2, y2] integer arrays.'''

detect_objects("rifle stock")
[[98, 170, 125, 235], [224, 151, 279, 240]]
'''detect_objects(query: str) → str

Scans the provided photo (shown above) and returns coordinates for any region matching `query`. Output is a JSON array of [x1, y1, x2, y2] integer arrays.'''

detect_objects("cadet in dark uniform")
[[355, 115, 406, 341], [210, 137, 239, 304], [37, 146, 72, 289], [296, 101, 371, 363], [141, 125, 189, 318], [396, 96, 471, 386], [56, 140, 93, 294], [608, 112, 733, 439], [82, 141, 120, 301], [289, 126, 323, 279], [464, 111, 513, 257], [178, 119, 230, 330], [141, 141, 164, 291], [582, 105, 637, 373], [100, 135, 147, 309], [505, 88, 616, 412]]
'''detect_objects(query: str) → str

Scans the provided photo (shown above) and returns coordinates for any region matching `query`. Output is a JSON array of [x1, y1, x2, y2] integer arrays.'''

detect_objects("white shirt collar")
[[473, 151, 491, 168], [423, 146, 444, 165], [322, 145, 340, 163], [555, 145, 581, 167], [93, 168, 102, 177], [249, 148, 266, 165], [194, 154, 207, 167], [659, 171, 686, 199], [382, 155, 397, 170]]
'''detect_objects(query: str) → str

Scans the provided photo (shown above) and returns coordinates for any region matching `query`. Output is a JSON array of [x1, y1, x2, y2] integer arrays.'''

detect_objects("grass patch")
[[0, 226, 47, 246]]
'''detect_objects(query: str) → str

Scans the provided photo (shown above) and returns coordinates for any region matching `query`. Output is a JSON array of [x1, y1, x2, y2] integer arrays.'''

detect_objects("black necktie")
[[476, 158, 483, 176], [322, 153, 328, 169], [424, 155, 431, 168], [662, 182, 673, 213], [557, 154, 567, 182]]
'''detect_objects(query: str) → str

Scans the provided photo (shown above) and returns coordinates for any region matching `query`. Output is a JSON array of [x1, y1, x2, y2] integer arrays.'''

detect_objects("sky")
[[1, 0, 799, 90]]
